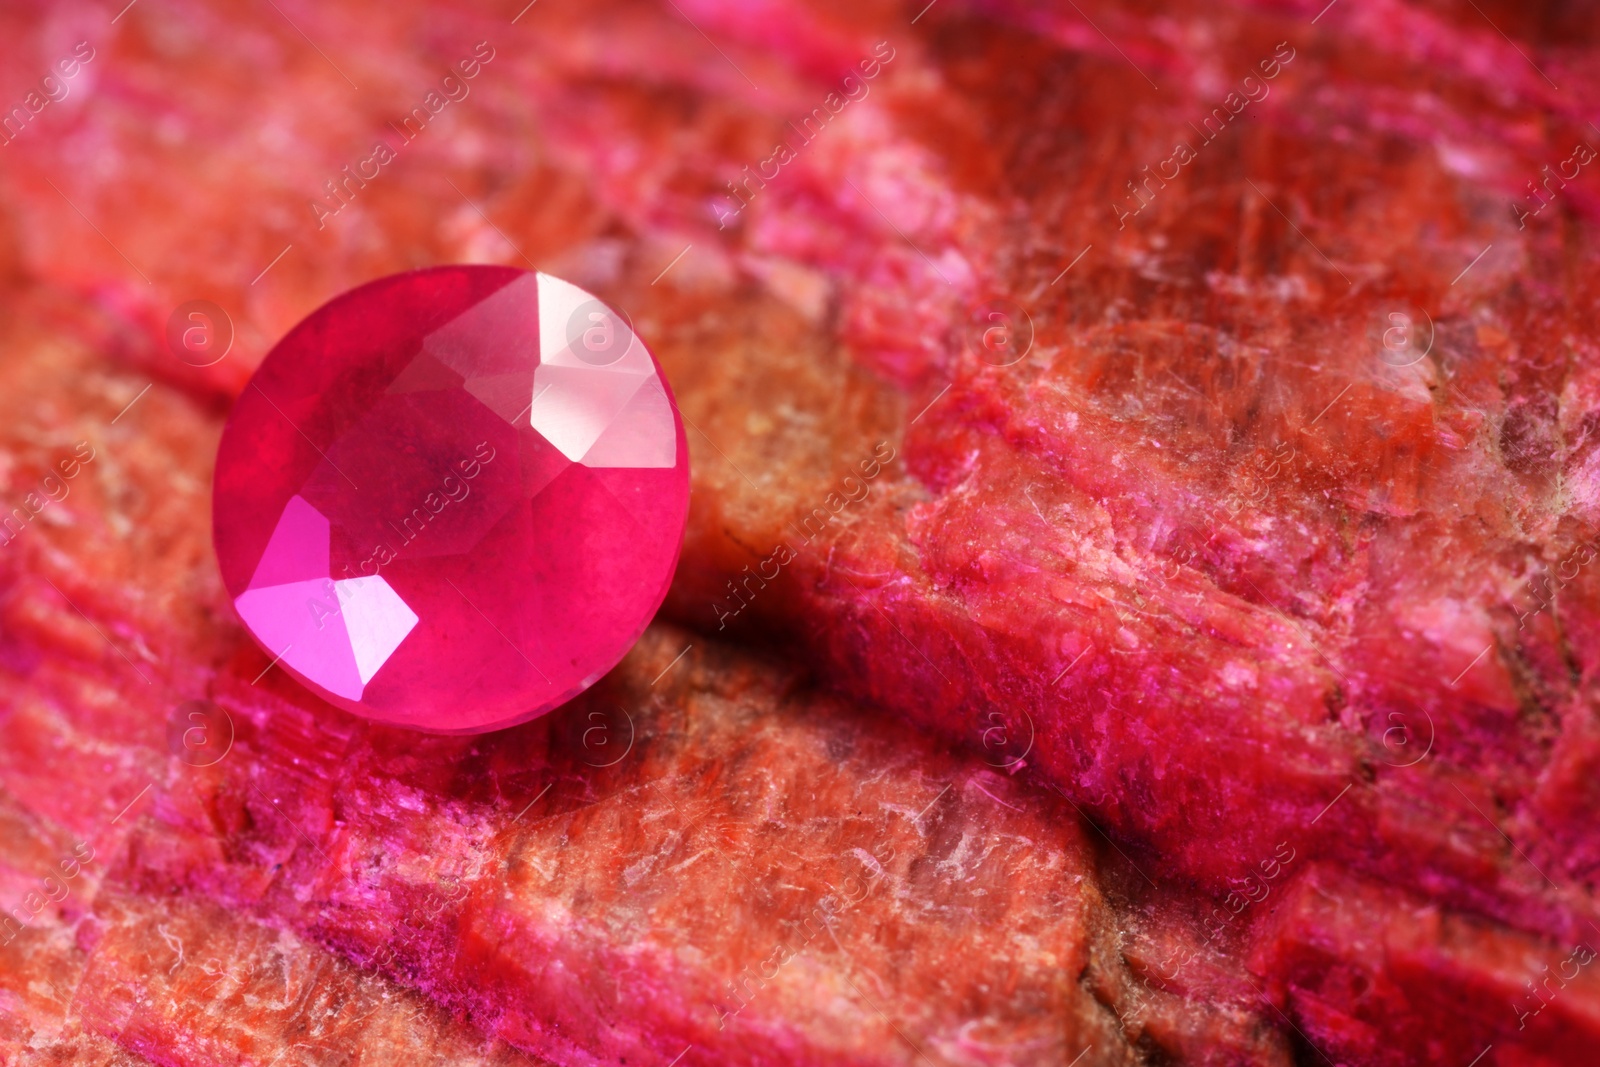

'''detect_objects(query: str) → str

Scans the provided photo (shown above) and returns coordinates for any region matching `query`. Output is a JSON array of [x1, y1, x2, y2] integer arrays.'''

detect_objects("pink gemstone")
[[213, 266, 689, 732]]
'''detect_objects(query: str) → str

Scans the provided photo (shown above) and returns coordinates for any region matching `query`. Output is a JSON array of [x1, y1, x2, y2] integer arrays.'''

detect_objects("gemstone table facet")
[[213, 266, 690, 732]]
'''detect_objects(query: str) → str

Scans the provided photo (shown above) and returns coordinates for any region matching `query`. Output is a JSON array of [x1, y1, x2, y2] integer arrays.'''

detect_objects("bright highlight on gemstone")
[[213, 266, 690, 732]]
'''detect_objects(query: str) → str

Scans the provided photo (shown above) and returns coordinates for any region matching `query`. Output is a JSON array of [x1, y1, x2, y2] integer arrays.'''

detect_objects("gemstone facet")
[[214, 267, 690, 732]]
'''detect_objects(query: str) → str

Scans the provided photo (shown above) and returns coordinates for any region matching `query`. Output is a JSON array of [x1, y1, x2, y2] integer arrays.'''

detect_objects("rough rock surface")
[[0, 304, 1288, 1064], [2, 0, 1599, 1063]]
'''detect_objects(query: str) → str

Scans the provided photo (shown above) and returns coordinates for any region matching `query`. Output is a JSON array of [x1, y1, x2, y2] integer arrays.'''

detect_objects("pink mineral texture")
[[0, 0, 1598, 1063]]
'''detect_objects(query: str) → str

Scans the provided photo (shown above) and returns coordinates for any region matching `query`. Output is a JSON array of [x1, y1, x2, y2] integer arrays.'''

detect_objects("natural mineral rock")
[[2, 0, 1599, 1063], [0, 304, 1280, 1066]]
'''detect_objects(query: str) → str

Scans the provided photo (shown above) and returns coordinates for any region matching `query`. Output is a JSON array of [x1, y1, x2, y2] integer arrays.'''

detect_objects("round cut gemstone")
[[213, 266, 689, 732]]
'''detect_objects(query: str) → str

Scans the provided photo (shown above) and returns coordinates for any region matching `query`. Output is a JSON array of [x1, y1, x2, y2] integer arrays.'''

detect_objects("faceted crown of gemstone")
[[213, 266, 690, 732]]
